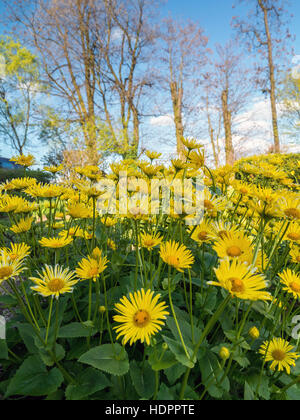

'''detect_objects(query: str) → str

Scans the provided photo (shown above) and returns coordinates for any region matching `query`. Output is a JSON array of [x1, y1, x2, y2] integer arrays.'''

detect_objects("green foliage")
[[0, 168, 51, 184]]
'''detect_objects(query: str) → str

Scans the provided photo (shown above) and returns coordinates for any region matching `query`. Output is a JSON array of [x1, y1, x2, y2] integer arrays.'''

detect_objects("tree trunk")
[[260, 0, 280, 153], [170, 81, 185, 159], [221, 89, 235, 165]]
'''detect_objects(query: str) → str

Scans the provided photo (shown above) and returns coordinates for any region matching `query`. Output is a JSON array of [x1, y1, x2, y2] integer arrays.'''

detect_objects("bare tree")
[[232, 0, 293, 153], [200, 41, 255, 166], [3, 0, 160, 163], [159, 18, 208, 158]]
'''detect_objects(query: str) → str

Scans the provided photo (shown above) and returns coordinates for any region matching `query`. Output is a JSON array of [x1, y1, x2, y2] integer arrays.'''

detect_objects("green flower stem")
[[45, 297, 54, 346], [179, 295, 231, 400], [168, 269, 190, 361]]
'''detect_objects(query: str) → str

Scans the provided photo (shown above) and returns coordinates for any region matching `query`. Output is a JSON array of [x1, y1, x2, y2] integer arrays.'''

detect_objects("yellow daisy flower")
[[283, 222, 300, 243], [189, 220, 215, 245], [213, 231, 254, 263], [140, 232, 163, 250], [30, 265, 79, 299], [290, 246, 300, 264], [0, 250, 27, 285], [76, 255, 108, 282], [67, 202, 93, 219], [10, 216, 33, 234], [160, 241, 194, 273], [39, 236, 73, 248], [279, 269, 300, 300], [10, 154, 35, 168], [259, 338, 300, 374], [113, 289, 169, 346], [3, 243, 31, 263], [280, 195, 300, 221], [210, 259, 271, 302]]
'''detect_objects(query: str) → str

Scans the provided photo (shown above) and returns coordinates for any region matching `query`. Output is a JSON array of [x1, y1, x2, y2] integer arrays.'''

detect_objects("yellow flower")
[[67, 202, 93, 219], [290, 246, 300, 264], [30, 265, 79, 299], [283, 222, 300, 243], [2, 177, 37, 191], [25, 183, 63, 199], [39, 236, 73, 248], [0, 250, 27, 285], [211, 259, 271, 302], [113, 289, 169, 346], [279, 269, 300, 300], [100, 216, 118, 227], [280, 195, 300, 220], [145, 151, 162, 161], [10, 216, 33, 234], [76, 255, 108, 282], [187, 149, 205, 169], [10, 154, 35, 168], [3, 243, 31, 263], [43, 164, 64, 174], [213, 231, 254, 263], [160, 241, 194, 273], [259, 338, 300, 374], [181, 137, 203, 151], [140, 232, 163, 250], [189, 221, 215, 245], [107, 239, 117, 251]]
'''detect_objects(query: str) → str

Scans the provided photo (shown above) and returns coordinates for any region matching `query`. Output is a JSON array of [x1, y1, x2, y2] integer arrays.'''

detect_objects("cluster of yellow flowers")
[[0, 149, 300, 387]]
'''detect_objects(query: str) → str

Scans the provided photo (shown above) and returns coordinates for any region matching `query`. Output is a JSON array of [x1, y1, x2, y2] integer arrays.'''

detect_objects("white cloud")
[[149, 115, 173, 127]]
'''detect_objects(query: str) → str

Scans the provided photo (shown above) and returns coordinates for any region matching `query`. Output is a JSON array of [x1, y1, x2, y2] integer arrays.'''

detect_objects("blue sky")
[[163, 0, 300, 49], [0, 0, 299, 163]]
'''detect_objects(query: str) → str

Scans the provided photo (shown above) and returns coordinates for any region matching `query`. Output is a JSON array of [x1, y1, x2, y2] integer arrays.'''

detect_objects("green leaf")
[[66, 368, 111, 400], [130, 361, 156, 399], [0, 339, 8, 360], [244, 382, 255, 400], [165, 363, 186, 385], [162, 335, 195, 368], [147, 344, 177, 371], [5, 355, 64, 398], [157, 383, 175, 400], [58, 322, 97, 338], [17, 323, 38, 354], [79, 344, 129, 376], [199, 350, 230, 399]]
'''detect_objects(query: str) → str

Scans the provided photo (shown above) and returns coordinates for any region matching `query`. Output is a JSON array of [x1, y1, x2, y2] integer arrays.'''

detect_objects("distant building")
[[0, 157, 22, 170]]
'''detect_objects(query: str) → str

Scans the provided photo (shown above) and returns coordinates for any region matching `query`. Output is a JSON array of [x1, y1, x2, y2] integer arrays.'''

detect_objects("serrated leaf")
[[58, 322, 97, 338], [66, 368, 111, 400], [5, 355, 64, 398], [79, 344, 129, 376], [162, 335, 195, 368], [130, 361, 156, 399]]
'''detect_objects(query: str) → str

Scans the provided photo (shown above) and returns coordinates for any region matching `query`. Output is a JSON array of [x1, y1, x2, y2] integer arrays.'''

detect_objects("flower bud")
[[219, 347, 230, 361], [249, 327, 260, 340], [99, 306, 106, 313]]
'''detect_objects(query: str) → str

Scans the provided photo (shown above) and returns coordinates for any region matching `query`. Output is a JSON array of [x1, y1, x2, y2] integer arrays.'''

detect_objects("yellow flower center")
[[227, 246, 243, 257], [198, 231, 208, 241], [285, 208, 300, 220], [229, 277, 245, 293], [204, 200, 214, 210], [9, 253, 18, 261], [0, 266, 13, 280], [89, 267, 99, 278], [143, 240, 155, 248], [287, 233, 300, 241], [240, 188, 248, 195], [167, 255, 181, 267], [290, 282, 300, 293], [133, 310, 150, 328], [48, 278, 65, 292], [272, 349, 286, 361], [297, 256, 300, 263]]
